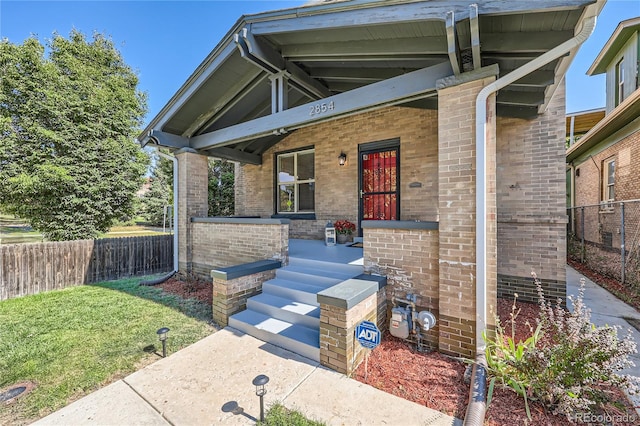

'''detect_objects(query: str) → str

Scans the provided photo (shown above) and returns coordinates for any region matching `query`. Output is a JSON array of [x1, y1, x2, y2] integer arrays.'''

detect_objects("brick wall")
[[190, 221, 288, 278], [437, 76, 497, 358], [213, 270, 275, 327], [363, 227, 439, 348], [574, 126, 640, 207], [177, 149, 209, 273], [319, 292, 383, 375], [570, 123, 640, 263], [496, 80, 567, 301], [235, 106, 439, 238]]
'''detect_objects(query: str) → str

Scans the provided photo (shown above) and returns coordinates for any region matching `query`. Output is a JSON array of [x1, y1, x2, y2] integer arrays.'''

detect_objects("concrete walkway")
[[34, 328, 461, 425], [566, 265, 640, 410], [33, 265, 640, 425]]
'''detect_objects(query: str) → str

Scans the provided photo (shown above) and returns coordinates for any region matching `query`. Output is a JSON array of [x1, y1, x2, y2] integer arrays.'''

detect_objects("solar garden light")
[[156, 327, 170, 358], [252, 374, 269, 422]]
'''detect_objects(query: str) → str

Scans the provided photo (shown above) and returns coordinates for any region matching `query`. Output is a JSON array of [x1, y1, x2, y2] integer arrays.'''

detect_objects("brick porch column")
[[176, 148, 208, 274], [317, 275, 387, 375], [437, 68, 498, 358]]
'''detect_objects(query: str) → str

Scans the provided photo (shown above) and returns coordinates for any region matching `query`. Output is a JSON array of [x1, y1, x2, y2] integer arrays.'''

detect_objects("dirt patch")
[[354, 297, 638, 425], [157, 276, 212, 305]]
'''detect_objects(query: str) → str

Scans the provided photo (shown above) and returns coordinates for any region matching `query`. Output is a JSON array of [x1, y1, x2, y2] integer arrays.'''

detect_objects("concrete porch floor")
[[288, 238, 363, 265]]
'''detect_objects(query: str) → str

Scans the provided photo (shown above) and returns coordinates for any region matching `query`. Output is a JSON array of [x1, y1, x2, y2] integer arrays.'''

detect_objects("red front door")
[[359, 147, 400, 231]]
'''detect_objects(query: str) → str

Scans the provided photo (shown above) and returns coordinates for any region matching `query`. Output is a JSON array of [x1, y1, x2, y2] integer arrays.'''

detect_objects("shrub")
[[484, 272, 639, 420], [484, 293, 541, 419]]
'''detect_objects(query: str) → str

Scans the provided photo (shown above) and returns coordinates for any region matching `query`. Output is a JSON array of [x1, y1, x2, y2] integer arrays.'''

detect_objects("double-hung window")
[[603, 157, 615, 203], [276, 149, 315, 213], [615, 58, 625, 106]]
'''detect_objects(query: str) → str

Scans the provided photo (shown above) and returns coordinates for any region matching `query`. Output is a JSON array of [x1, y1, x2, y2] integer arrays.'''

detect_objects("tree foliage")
[[140, 149, 173, 226], [208, 159, 234, 217], [140, 154, 234, 223], [0, 31, 148, 240]]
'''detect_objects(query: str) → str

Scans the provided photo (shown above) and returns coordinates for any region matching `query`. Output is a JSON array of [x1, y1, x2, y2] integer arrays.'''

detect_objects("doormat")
[[348, 242, 363, 248]]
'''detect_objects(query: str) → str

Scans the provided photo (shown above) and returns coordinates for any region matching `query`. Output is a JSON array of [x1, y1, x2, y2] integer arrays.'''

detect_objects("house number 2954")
[[309, 101, 335, 116]]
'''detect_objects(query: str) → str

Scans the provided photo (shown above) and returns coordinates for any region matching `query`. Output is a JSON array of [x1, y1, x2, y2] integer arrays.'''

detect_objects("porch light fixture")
[[252, 374, 269, 422], [338, 152, 347, 166], [156, 327, 170, 358]]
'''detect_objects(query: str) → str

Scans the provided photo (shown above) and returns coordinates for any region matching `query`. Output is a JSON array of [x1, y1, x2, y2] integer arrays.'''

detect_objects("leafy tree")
[[208, 159, 234, 217], [140, 153, 234, 223], [139, 149, 172, 226], [140, 177, 171, 226], [0, 31, 148, 240]]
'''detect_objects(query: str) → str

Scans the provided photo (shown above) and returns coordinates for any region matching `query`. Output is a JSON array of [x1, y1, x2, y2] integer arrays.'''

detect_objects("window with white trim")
[[276, 149, 315, 213], [615, 58, 625, 106], [603, 157, 615, 202]]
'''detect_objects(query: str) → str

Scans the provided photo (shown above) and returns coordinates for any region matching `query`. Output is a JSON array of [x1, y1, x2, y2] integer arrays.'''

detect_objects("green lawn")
[[0, 215, 43, 244], [0, 214, 169, 244], [261, 403, 325, 426], [0, 277, 216, 424]]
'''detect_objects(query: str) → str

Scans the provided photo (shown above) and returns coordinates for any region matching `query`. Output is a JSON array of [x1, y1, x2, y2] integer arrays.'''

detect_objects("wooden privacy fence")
[[0, 235, 173, 301]]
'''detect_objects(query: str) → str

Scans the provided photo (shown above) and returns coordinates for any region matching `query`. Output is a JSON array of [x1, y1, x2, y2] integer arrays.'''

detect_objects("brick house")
[[567, 17, 640, 252], [567, 17, 640, 208], [139, 0, 604, 373]]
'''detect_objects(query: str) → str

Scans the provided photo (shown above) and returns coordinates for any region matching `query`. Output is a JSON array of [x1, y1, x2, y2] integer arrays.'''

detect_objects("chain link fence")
[[568, 200, 640, 290]]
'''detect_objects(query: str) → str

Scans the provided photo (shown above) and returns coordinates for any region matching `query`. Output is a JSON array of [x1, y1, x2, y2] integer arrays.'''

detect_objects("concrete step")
[[288, 257, 364, 277], [232, 257, 364, 363], [229, 309, 319, 362], [247, 293, 320, 329], [276, 268, 345, 288], [262, 278, 325, 305]]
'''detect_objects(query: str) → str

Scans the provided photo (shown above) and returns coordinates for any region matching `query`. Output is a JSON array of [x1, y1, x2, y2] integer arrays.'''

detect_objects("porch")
[[137, 0, 603, 374], [288, 238, 363, 265], [202, 217, 439, 372], [220, 236, 371, 367]]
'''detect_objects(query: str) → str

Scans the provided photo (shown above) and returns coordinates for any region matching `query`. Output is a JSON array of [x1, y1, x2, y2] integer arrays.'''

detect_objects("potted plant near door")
[[334, 219, 356, 244]]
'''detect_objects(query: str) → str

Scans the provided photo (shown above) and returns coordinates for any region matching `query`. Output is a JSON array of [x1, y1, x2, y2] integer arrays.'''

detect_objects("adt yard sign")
[[355, 321, 380, 349]]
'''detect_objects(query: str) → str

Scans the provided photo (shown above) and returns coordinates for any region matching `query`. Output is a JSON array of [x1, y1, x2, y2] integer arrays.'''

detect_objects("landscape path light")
[[156, 327, 170, 358], [252, 374, 269, 422]]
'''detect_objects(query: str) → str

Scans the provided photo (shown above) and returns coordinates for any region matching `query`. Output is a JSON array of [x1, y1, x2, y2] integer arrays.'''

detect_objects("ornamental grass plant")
[[484, 272, 639, 421]]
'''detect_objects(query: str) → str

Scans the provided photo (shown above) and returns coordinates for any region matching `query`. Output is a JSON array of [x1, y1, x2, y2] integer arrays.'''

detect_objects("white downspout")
[[474, 12, 597, 353], [156, 148, 179, 273]]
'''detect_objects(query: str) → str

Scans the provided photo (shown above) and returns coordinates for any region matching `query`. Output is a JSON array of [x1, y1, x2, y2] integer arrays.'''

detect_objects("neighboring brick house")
[[139, 0, 604, 366], [566, 17, 640, 249], [567, 17, 640, 208]]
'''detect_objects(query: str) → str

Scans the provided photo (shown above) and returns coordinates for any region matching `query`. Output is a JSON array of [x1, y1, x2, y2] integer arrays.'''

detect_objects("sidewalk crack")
[[280, 364, 320, 404], [122, 378, 175, 426]]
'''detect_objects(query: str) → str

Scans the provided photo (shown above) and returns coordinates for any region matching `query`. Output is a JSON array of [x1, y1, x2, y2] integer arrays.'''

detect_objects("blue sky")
[[1, 0, 639, 125]]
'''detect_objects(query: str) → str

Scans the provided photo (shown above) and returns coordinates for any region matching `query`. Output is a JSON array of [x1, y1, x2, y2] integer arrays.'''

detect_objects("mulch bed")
[[159, 274, 638, 424], [156, 276, 212, 305], [352, 334, 468, 418], [354, 297, 638, 425]]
